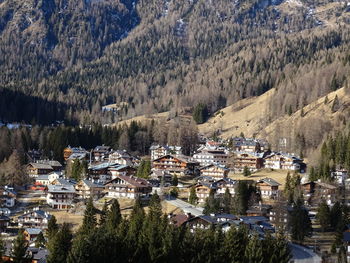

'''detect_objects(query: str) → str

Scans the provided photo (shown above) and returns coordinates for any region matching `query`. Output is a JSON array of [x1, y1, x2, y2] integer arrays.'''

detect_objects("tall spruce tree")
[[11, 230, 28, 263], [189, 186, 198, 205], [245, 234, 263, 263], [316, 200, 331, 232], [289, 198, 312, 243], [106, 198, 122, 232], [203, 189, 220, 215], [47, 223, 73, 263], [47, 215, 59, 240], [81, 198, 97, 234], [222, 187, 232, 213]]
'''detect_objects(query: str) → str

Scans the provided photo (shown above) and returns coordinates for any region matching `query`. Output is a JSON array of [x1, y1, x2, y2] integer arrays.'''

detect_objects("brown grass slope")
[[199, 87, 350, 163]]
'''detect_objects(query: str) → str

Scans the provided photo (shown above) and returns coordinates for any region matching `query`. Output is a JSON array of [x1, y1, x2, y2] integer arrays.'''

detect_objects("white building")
[[150, 145, 182, 161], [47, 185, 76, 209], [193, 149, 229, 166]]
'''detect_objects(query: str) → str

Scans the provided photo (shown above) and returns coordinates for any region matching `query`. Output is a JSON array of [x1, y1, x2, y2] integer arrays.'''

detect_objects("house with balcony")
[[232, 152, 264, 172], [213, 178, 237, 196], [150, 145, 182, 161], [193, 149, 229, 166], [104, 175, 152, 199], [264, 152, 306, 172], [18, 209, 52, 228], [256, 178, 280, 199], [199, 164, 229, 180], [152, 154, 199, 177], [75, 180, 104, 200], [46, 185, 76, 209], [0, 186, 16, 208]]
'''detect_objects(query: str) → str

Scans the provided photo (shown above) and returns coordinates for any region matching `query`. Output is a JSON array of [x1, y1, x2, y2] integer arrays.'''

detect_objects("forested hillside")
[[1, 0, 350, 128]]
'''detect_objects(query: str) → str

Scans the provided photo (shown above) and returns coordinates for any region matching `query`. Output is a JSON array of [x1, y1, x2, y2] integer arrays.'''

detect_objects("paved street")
[[165, 197, 204, 216]]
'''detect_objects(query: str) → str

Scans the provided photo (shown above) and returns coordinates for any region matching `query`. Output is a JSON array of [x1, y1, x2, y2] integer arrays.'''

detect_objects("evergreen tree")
[[47, 223, 73, 263], [172, 175, 178, 186], [316, 200, 331, 232], [243, 166, 251, 177], [192, 103, 209, 124], [106, 198, 122, 231], [223, 225, 248, 262], [232, 181, 250, 215], [273, 233, 292, 263], [203, 189, 220, 215], [99, 201, 108, 226], [222, 188, 232, 213], [245, 234, 263, 263], [330, 201, 343, 229], [136, 160, 151, 179], [35, 232, 46, 248], [81, 198, 97, 234], [47, 215, 59, 240], [289, 198, 312, 243], [11, 230, 28, 263], [188, 186, 198, 205]]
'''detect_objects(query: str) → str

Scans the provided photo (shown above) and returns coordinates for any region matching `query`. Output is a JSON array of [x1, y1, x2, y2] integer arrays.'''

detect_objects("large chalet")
[[264, 153, 305, 172], [256, 178, 280, 199], [46, 185, 76, 209], [152, 154, 198, 177], [104, 175, 152, 199], [233, 152, 264, 172], [199, 164, 229, 179], [150, 145, 182, 161], [193, 149, 229, 166]]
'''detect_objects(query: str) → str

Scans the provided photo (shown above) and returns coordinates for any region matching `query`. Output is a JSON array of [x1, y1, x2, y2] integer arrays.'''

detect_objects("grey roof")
[[258, 177, 281, 186], [36, 175, 49, 181], [54, 178, 76, 186], [25, 228, 42, 235], [48, 185, 76, 193], [28, 163, 53, 170], [19, 210, 51, 220], [81, 180, 103, 188]]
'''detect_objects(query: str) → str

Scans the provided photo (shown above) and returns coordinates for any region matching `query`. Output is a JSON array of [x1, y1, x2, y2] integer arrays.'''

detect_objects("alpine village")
[[2, 0, 350, 262]]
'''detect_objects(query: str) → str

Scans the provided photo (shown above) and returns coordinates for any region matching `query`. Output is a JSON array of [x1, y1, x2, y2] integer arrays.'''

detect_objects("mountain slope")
[[199, 87, 350, 161]]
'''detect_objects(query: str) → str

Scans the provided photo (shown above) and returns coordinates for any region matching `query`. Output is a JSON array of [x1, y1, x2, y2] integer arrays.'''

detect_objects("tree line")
[[41, 195, 291, 263]]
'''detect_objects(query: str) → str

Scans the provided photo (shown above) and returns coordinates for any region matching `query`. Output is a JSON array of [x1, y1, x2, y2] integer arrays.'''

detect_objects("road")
[[290, 243, 322, 263], [165, 197, 204, 216]]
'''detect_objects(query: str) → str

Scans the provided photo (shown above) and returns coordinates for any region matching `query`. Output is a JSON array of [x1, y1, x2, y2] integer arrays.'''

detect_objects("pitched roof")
[[81, 180, 103, 188], [19, 210, 51, 220], [47, 184, 76, 193], [25, 228, 42, 235], [257, 177, 281, 186], [107, 175, 151, 188], [28, 163, 53, 170]]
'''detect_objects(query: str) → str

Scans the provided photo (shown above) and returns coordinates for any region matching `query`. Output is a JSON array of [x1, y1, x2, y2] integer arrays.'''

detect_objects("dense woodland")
[[29, 195, 291, 263], [1, 0, 350, 126]]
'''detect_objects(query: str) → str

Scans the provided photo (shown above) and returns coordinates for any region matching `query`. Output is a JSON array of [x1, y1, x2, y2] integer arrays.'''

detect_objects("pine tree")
[[243, 166, 251, 177], [232, 181, 249, 215], [172, 175, 178, 186], [35, 232, 46, 248], [273, 233, 292, 263], [47, 215, 59, 240], [99, 201, 108, 226], [289, 198, 312, 243], [81, 198, 97, 234], [330, 201, 342, 229], [12, 230, 28, 263], [222, 187, 232, 213], [245, 234, 263, 263], [188, 186, 198, 205], [316, 200, 331, 232], [223, 225, 248, 262], [106, 198, 122, 232], [47, 223, 73, 263], [203, 189, 220, 215]]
